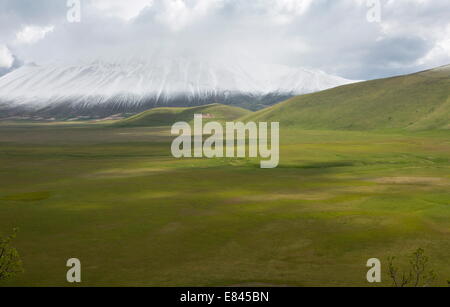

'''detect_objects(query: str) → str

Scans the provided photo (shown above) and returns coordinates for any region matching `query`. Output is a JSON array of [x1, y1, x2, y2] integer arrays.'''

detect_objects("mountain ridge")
[[0, 58, 357, 119], [114, 103, 251, 127]]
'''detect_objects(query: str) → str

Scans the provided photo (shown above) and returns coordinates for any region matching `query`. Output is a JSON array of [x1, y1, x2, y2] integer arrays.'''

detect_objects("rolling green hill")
[[114, 103, 251, 127], [243, 65, 450, 130]]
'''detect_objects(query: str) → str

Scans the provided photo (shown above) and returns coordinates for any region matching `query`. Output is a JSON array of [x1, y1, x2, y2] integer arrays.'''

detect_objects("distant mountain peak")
[[0, 57, 358, 118]]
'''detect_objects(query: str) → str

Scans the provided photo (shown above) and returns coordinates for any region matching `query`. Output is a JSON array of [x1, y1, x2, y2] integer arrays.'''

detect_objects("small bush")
[[388, 248, 436, 287], [0, 228, 24, 281]]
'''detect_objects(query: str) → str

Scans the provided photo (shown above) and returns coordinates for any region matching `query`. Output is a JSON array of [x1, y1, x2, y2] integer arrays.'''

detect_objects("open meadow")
[[0, 123, 449, 286]]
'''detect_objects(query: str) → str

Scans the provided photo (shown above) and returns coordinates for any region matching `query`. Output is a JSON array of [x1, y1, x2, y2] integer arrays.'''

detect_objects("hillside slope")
[[114, 103, 251, 127], [243, 65, 450, 130]]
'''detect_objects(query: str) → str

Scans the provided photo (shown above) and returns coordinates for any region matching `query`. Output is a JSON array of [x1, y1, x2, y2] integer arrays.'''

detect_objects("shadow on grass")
[[277, 161, 357, 169]]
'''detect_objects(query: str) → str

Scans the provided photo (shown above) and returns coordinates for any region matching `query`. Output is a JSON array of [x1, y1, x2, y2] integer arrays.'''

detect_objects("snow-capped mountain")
[[0, 57, 358, 119]]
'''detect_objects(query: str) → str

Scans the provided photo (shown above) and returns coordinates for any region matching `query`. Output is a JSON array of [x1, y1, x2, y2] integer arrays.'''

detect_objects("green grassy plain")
[[244, 66, 450, 130], [0, 122, 448, 286]]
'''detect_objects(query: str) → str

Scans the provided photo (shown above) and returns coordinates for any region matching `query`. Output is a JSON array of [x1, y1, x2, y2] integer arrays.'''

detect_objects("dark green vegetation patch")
[[114, 103, 251, 127]]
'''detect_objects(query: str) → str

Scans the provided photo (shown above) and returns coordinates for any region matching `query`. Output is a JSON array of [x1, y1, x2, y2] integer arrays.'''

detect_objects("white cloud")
[[269, 0, 314, 24], [16, 25, 54, 44], [0, 45, 14, 68], [2, 0, 450, 79], [418, 24, 450, 66], [91, 0, 154, 21], [151, 0, 219, 31]]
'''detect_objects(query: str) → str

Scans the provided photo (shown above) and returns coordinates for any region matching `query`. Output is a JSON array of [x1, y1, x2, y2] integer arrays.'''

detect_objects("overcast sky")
[[0, 0, 449, 80]]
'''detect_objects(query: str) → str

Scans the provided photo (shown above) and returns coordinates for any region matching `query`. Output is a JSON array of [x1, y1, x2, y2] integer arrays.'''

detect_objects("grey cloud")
[[0, 0, 66, 40], [0, 0, 449, 80], [367, 36, 432, 65]]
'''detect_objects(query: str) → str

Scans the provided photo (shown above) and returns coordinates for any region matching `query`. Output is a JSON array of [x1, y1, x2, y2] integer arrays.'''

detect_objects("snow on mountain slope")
[[0, 58, 358, 118]]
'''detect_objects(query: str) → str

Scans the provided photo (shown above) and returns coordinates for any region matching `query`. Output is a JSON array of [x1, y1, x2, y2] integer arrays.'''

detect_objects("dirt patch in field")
[[422, 219, 450, 234], [229, 186, 382, 204], [373, 177, 448, 186]]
